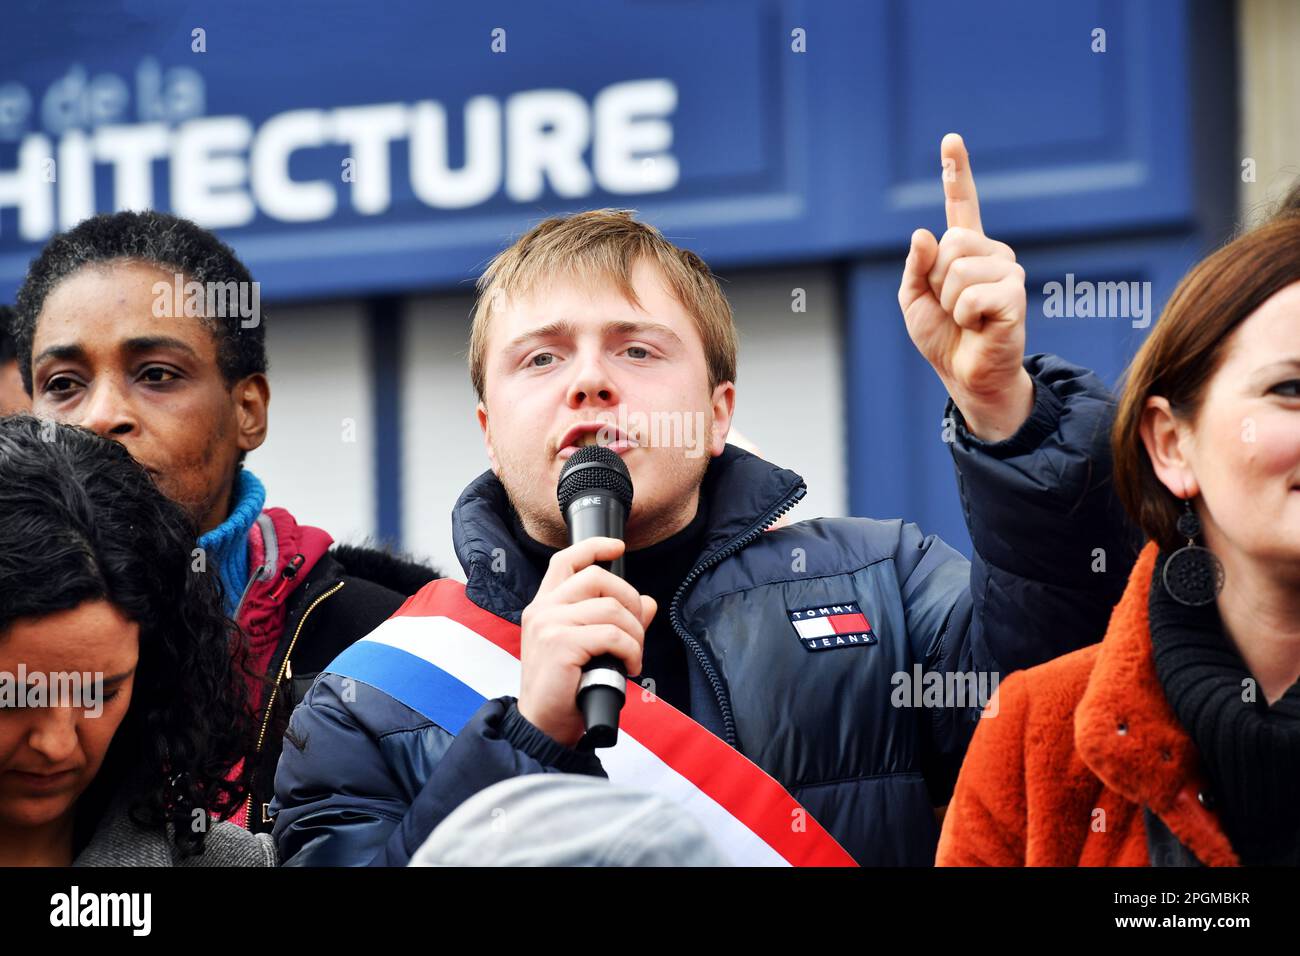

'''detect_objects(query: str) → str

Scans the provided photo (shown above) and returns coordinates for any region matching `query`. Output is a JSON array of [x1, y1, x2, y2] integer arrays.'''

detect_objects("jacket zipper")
[[667, 482, 806, 747], [240, 579, 346, 828]]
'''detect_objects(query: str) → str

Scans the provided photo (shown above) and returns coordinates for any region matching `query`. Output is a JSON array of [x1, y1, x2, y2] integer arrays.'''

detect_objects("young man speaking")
[[272, 135, 1136, 866]]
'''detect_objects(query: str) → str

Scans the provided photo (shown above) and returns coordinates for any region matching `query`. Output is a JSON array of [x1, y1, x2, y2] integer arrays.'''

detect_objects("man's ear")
[[477, 400, 501, 475], [708, 381, 736, 458], [233, 373, 270, 454], [1138, 396, 1198, 499]]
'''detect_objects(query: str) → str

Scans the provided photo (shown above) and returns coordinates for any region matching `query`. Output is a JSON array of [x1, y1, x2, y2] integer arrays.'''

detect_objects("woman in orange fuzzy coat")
[[937, 197, 1300, 867]]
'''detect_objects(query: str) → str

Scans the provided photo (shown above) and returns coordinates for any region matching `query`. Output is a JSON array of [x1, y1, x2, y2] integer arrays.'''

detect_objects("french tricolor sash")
[[326, 579, 855, 867]]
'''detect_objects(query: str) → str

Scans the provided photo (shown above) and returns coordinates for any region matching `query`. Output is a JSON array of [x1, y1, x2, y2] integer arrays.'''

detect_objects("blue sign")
[[1, 0, 1204, 304]]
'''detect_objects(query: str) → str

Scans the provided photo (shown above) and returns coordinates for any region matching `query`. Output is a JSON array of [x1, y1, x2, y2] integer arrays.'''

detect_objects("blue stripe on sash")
[[326, 639, 486, 735]]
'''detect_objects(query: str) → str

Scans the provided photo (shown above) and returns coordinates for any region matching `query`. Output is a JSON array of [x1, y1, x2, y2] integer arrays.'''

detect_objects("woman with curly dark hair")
[[12, 210, 439, 833], [0, 415, 274, 865]]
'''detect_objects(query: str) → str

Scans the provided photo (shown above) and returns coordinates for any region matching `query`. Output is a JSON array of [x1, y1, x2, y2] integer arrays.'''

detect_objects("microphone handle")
[[566, 493, 628, 748], [565, 494, 626, 576]]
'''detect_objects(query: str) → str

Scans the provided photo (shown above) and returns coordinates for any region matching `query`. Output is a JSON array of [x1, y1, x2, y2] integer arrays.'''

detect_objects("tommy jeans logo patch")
[[788, 602, 877, 652]]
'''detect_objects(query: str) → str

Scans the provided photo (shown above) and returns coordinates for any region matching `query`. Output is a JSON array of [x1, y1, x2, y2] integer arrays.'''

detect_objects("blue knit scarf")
[[196, 469, 267, 616]]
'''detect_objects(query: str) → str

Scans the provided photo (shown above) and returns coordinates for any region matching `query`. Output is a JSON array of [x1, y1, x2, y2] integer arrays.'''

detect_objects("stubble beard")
[[499, 445, 709, 552]]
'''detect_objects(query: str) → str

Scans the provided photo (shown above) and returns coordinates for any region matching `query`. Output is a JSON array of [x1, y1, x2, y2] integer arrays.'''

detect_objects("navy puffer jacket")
[[272, 354, 1138, 866]]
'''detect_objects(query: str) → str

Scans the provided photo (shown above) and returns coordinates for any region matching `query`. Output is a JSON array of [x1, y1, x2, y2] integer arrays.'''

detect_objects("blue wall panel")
[[846, 234, 1213, 555], [0, 0, 1237, 553], [0, 0, 1210, 303]]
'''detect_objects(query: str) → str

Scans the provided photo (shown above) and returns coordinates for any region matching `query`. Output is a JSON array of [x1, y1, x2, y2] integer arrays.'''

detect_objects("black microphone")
[[557, 444, 634, 748]]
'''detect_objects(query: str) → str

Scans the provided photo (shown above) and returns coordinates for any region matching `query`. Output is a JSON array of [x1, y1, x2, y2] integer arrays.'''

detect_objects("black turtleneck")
[[1149, 551, 1300, 866], [511, 504, 709, 711]]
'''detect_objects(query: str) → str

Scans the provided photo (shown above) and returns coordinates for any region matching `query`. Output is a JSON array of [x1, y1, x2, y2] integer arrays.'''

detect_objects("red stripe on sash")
[[397, 579, 857, 867]]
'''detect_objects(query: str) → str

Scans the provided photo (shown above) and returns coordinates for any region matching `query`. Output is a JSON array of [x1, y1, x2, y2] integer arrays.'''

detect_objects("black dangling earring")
[[1162, 499, 1224, 606]]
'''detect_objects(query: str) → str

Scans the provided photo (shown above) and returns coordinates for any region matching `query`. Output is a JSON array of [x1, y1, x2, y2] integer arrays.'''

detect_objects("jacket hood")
[[239, 507, 333, 640], [241, 511, 441, 635], [327, 542, 441, 595], [451, 444, 807, 623]]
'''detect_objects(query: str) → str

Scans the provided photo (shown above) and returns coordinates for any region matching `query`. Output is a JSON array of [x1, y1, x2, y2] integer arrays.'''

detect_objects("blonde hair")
[[468, 209, 738, 402]]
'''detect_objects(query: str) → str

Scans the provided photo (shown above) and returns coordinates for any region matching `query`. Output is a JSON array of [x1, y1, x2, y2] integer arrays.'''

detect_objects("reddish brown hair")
[[1113, 187, 1300, 549]]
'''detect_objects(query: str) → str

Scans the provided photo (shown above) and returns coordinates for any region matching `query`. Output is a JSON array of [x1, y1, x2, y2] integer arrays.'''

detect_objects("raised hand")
[[899, 133, 1033, 442]]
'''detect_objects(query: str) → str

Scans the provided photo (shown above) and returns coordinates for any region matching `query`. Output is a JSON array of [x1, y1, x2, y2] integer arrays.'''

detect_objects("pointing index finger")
[[942, 132, 983, 234]]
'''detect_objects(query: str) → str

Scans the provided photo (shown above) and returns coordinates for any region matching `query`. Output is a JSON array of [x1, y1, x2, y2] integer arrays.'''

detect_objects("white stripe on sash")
[[360, 616, 788, 866]]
